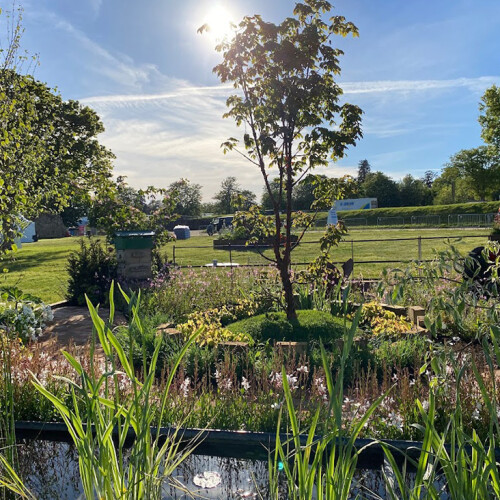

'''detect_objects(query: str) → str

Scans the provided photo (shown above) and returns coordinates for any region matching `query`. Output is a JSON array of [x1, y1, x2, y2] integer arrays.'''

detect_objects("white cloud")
[[341, 76, 499, 95], [77, 74, 499, 199]]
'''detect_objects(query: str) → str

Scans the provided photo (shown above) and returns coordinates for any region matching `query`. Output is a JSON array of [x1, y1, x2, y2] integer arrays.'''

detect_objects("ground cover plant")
[[3, 291, 500, 498]]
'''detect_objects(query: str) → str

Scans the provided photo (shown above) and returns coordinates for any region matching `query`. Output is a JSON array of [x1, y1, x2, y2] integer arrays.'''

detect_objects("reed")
[[32, 284, 202, 499], [268, 307, 387, 500]]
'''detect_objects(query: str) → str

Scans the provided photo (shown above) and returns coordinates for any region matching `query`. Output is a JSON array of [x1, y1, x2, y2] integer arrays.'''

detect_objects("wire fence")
[[171, 234, 491, 273], [334, 212, 497, 229]]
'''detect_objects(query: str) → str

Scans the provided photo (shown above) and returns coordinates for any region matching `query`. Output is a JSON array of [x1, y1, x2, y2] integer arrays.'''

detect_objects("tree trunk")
[[279, 259, 296, 320], [282, 150, 297, 320]]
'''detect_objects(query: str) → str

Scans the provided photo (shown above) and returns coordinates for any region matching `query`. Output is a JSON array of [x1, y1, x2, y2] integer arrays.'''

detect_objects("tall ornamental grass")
[[268, 308, 388, 500], [383, 327, 500, 499], [32, 285, 201, 499]]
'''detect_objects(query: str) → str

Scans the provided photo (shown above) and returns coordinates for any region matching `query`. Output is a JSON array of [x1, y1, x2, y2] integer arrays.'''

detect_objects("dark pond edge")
[[14, 421, 500, 470]]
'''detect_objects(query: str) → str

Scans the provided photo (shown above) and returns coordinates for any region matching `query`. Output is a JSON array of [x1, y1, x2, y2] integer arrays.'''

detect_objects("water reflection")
[[16, 440, 440, 499]]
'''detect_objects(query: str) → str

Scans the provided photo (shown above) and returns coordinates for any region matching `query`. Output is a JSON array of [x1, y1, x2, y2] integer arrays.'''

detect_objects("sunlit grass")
[[1, 228, 488, 303]]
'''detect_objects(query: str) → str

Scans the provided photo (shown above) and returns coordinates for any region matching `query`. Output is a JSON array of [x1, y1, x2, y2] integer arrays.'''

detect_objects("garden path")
[[40, 306, 127, 354]]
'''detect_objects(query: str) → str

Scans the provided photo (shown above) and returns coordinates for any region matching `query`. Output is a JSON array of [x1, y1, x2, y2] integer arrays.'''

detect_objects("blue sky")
[[3, 0, 500, 200]]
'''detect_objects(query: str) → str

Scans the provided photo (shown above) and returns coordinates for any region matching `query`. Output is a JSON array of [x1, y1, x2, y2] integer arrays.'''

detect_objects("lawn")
[[1, 237, 85, 303], [1, 227, 489, 304], [163, 227, 489, 276]]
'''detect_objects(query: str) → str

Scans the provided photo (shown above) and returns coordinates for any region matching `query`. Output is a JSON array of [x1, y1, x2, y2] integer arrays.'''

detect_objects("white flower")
[[220, 378, 232, 391], [421, 400, 430, 412], [241, 377, 250, 391], [297, 365, 309, 374], [286, 374, 298, 391], [314, 377, 328, 400], [271, 401, 282, 410], [472, 402, 482, 421], [388, 411, 404, 432], [269, 371, 283, 388], [180, 377, 190, 398]]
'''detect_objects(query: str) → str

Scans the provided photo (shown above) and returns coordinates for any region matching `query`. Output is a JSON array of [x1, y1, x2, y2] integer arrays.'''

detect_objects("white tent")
[[20, 220, 37, 243]]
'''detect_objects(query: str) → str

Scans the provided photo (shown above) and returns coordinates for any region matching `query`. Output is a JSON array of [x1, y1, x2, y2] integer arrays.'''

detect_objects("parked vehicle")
[[206, 216, 233, 235]]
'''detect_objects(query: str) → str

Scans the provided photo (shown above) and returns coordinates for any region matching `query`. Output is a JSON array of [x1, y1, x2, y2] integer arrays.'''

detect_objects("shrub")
[[357, 301, 413, 335], [66, 239, 117, 306], [177, 300, 257, 347], [227, 310, 350, 343]]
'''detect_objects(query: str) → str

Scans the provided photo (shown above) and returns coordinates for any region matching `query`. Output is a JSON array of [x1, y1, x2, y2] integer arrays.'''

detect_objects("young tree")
[[209, 0, 362, 318]]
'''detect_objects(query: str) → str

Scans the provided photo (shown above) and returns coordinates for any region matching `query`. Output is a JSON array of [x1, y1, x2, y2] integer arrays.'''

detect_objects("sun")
[[203, 4, 235, 42]]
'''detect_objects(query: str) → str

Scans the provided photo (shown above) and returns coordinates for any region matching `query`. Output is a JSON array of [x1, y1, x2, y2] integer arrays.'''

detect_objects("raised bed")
[[213, 235, 299, 250]]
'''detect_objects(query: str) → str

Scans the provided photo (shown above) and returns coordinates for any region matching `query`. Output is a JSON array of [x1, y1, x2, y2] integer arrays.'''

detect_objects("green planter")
[[114, 231, 155, 250]]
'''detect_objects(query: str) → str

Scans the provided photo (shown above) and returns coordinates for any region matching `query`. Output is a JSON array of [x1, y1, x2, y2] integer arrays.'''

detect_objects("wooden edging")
[[48, 300, 70, 310], [14, 421, 500, 470]]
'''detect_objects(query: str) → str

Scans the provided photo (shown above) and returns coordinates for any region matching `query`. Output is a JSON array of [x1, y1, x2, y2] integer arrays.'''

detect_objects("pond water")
[[15, 440, 434, 499]]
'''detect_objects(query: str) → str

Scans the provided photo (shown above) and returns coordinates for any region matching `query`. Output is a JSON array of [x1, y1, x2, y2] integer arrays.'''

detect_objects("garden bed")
[[213, 234, 299, 249]]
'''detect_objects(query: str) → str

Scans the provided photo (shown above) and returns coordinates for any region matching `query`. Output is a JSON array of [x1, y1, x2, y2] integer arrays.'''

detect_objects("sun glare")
[[203, 4, 235, 42]]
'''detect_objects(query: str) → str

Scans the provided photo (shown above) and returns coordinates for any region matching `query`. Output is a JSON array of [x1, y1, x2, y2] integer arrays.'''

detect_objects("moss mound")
[[227, 310, 350, 343]]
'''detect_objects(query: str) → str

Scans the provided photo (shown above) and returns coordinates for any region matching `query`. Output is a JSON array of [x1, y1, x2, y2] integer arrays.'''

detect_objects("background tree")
[[431, 165, 475, 205], [89, 177, 178, 245], [212, 176, 256, 213], [210, 0, 362, 318], [397, 174, 433, 207], [0, 8, 114, 252], [293, 175, 317, 210], [357, 159, 371, 185], [169, 178, 202, 216], [445, 147, 499, 201], [421, 170, 438, 189], [236, 189, 257, 211], [479, 85, 500, 150], [362, 172, 400, 207], [213, 176, 240, 214]]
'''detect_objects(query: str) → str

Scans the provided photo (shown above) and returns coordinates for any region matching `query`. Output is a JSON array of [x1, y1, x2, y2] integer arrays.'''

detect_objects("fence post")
[[351, 240, 354, 272], [229, 243, 233, 267], [417, 237, 422, 263], [173, 245, 176, 265]]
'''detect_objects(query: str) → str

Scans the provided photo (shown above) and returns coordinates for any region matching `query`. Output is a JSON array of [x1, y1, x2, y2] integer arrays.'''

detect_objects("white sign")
[[327, 208, 338, 226], [334, 198, 377, 211]]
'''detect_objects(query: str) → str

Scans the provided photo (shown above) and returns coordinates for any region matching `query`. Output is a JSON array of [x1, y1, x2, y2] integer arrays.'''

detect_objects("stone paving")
[[40, 305, 127, 352]]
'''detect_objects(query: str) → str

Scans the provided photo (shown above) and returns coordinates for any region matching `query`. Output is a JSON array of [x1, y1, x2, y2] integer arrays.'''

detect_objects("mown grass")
[[1, 237, 91, 303], [163, 227, 488, 276], [1, 228, 489, 303]]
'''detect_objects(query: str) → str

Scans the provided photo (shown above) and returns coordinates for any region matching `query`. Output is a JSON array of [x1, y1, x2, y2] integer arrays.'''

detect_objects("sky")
[[2, 0, 500, 201]]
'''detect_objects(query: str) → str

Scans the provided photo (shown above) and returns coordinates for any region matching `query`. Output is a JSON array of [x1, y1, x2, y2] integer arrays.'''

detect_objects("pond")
[[15, 439, 393, 499]]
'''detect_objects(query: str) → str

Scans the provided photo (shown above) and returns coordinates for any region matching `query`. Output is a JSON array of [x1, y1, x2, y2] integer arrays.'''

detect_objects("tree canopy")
[[362, 172, 400, 207], [479, 85, 500, 150], [357, 159, 371, 185], [445, 147, 500, 201], [0, 8, 114, 252], [213, 176, 256, 214], [211, 0, 362, 318], [169, 178, 203, 216]]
